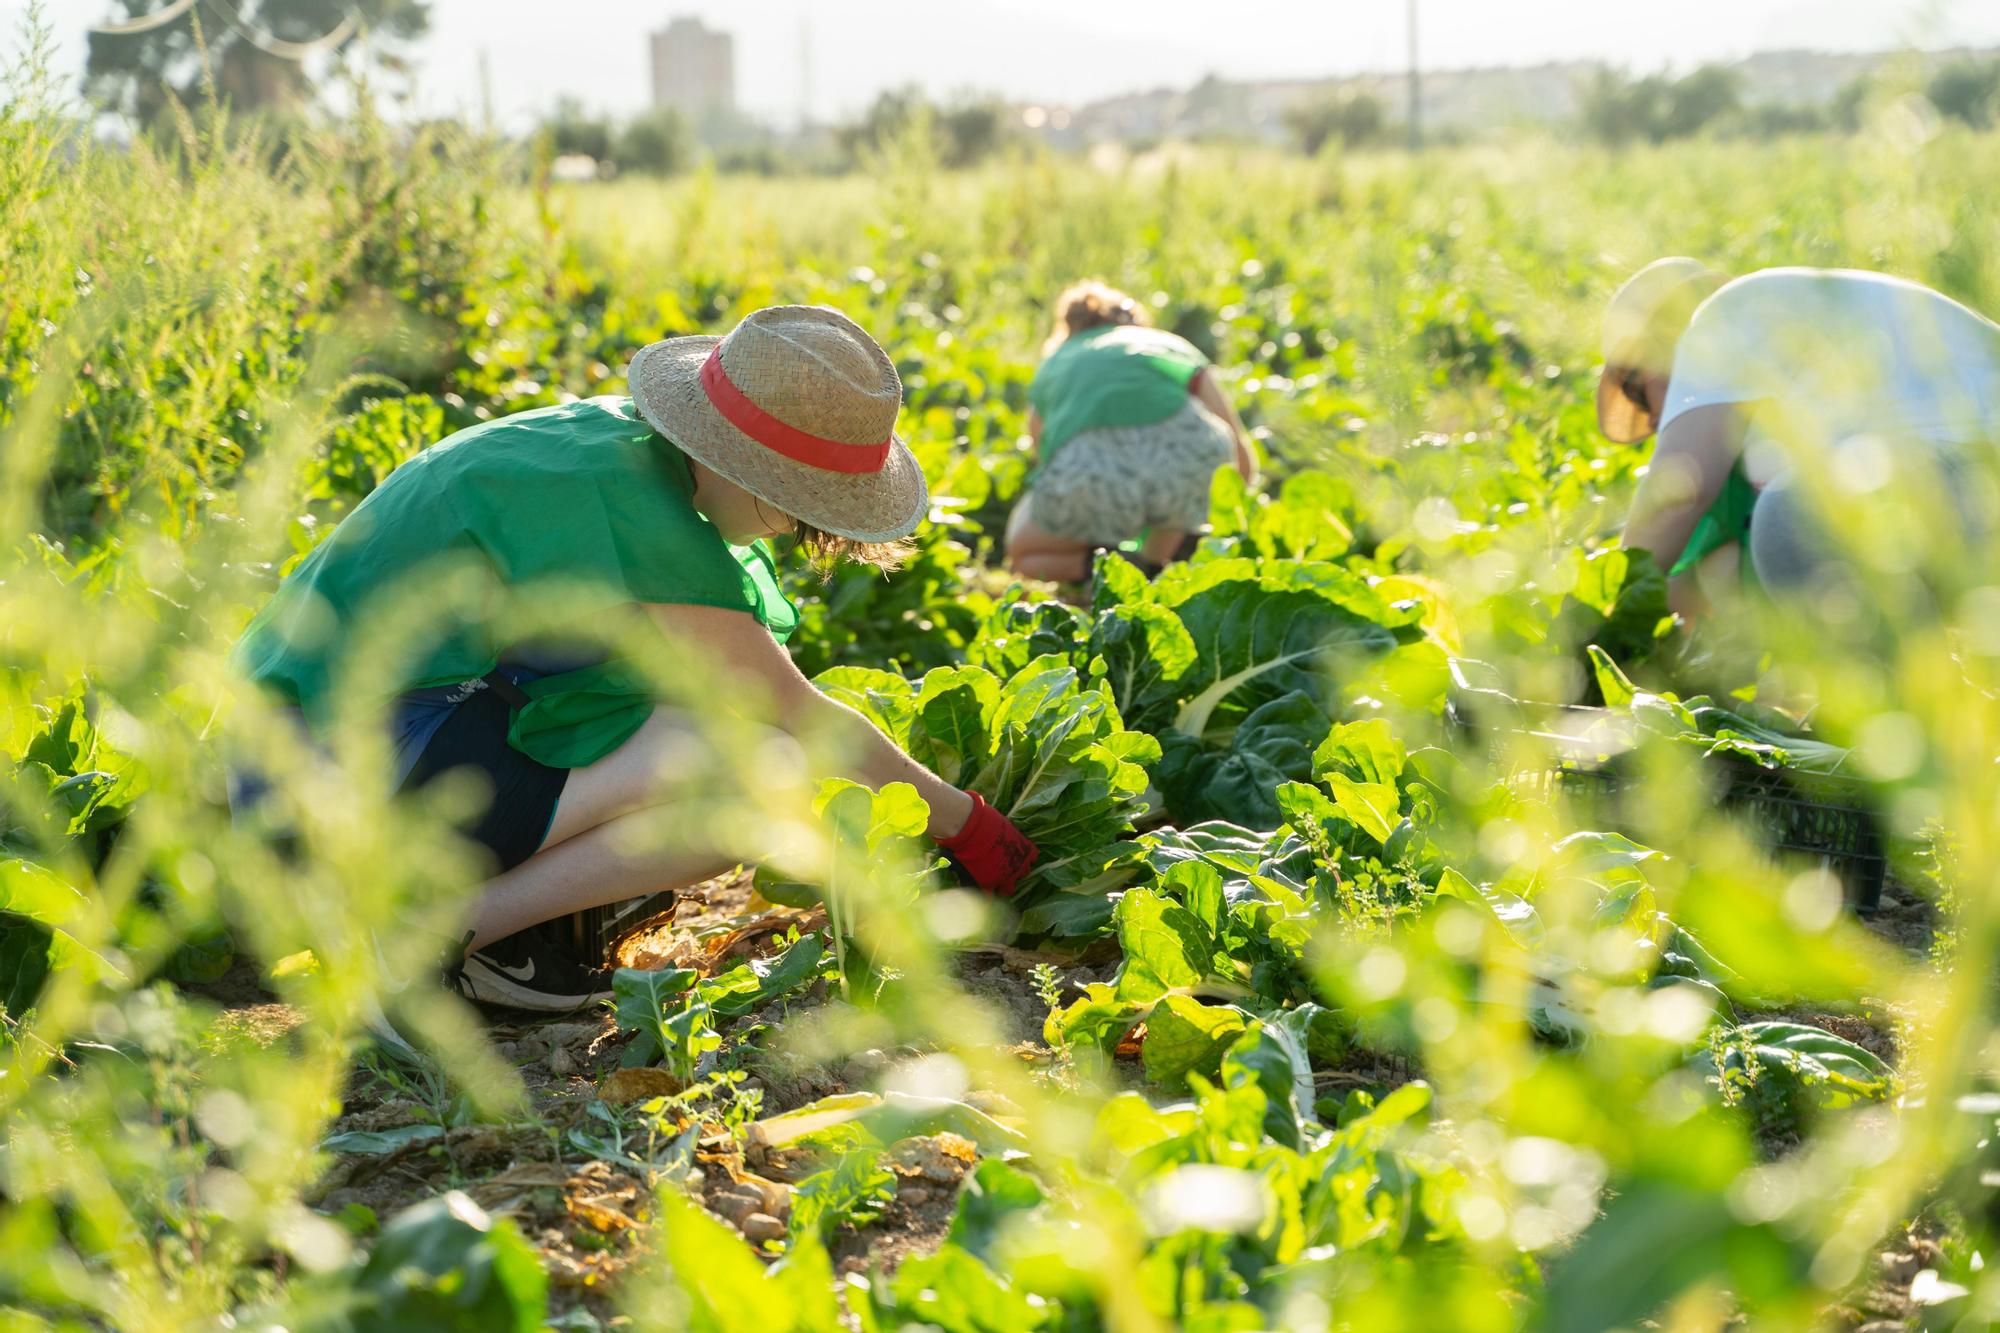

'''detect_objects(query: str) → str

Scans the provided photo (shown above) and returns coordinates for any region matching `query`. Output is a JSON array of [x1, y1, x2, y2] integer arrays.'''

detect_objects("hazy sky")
[[11, 1, 2000, 128]]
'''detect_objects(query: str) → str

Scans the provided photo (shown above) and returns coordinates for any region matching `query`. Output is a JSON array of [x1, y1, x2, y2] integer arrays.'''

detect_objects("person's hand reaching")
[[936, 792, 1038, 898]]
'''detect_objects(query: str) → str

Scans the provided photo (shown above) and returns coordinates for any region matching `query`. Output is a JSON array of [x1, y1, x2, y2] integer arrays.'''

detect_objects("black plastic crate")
[[575, 889, 682, 964], [1514, 751, 1886, 913], [1448, 661, 1887, 912]]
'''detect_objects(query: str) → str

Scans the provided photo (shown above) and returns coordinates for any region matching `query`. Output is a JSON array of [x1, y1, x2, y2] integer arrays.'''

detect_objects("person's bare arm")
[[1621, 404, 1748, 619], [1193, 370, 1257, 483], [643, 602, 975, 839], [1025, 408, 1042, 465]]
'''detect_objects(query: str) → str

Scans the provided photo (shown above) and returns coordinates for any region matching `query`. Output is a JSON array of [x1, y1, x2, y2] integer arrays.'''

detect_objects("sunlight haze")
[[11, 0, 2000, 127]]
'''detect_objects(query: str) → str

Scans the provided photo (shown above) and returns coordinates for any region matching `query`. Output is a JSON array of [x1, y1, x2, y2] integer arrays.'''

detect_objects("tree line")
[[72, 1, 2000, 173], [1279, 55, 2000, 155]]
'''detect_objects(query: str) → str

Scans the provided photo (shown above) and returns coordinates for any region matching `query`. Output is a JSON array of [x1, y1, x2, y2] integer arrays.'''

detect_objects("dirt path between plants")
[[178, 870, 1944, 1326]]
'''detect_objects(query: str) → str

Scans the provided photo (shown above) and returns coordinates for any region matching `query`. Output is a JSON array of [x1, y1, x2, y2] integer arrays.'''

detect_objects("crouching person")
[[1005, 281, 1257, 583], [234, 306, 1036, 1011]]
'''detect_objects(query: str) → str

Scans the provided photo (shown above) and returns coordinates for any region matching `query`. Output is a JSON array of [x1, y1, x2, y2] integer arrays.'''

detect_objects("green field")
[[8, 35, 2000, 1333]]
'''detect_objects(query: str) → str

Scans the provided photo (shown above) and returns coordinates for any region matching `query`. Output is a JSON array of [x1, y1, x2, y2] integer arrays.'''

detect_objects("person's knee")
[[548, 707, 707, 843], [1004, 504, 1093, 576]]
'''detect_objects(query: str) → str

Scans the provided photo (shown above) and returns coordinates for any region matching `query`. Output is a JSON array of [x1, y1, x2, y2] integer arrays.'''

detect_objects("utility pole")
[[799, 10, 814, 134], [1406, 0, 1422, 152], [477, 46, 494, 132]]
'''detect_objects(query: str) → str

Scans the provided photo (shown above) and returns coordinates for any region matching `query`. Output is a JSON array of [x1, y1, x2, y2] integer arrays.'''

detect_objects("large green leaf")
[[814, 656, 1156, 893], [611, 967, 698, 1069], [1091, 599, 1200, 735], [1113, 886, 1212, 1003], [1049, 873, 1254, 1054], [1165, 575, 1403, 738], [1154, 690, 1331, 830], [964, 598, 1087, 680], [1012, 839, 1150, 938], [815, 779, 932, 853], [1142, 995, 1249, 1085], [1435, 867, 1544, 949], [1088, 555, 1198, 733], [338, 1192, 547, 1333], [911, 667, 1001, 786], [0, 858, 119, 1012], [945, 1158, 1045, 1265], [812, 667, 918, 746], [1221, 1018, 1316, 1151], [1313, 718, 1407, 788], [1141, 823, 1315, 905], [1697, 1020, 1893, 1108], [1322, 773, 1402, 847]]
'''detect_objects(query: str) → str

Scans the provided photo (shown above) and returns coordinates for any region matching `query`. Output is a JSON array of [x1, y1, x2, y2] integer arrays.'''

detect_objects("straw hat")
[[629, 305, 928, 543], [1597, 257, 1725, 443]]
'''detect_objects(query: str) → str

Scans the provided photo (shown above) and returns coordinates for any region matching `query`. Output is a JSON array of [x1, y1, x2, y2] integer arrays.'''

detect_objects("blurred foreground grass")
[[6, 20, 2000, 1330]]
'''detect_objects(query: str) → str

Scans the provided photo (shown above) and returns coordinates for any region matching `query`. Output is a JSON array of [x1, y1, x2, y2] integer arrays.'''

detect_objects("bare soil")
[[171, 866, 1948, 1325]]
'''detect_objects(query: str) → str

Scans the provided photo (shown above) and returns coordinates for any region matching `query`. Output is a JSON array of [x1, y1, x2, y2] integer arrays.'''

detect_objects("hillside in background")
[[1027, 44, 2000, 144]]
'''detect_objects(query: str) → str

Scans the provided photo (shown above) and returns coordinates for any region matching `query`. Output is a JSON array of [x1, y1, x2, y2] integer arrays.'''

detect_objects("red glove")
[[937, 792, 1038, 898]]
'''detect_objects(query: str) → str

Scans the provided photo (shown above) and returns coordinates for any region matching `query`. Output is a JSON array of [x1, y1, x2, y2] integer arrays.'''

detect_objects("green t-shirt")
[[234, 396, 797, 768], [1028, 325, 1209, 462], [1668, 460, 1760, 586]]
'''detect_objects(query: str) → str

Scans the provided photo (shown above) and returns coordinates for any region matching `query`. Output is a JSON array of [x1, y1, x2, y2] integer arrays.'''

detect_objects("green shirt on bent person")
[[1668, 460, 1760, 588], [233, 396, 798, 769], [1028, 324, 1209, 464]]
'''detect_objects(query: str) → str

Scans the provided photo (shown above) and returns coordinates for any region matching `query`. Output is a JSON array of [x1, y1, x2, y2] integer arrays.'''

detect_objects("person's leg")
[[1004, 496, 1095, 582], [538, 705, 708, 850], [1136, 525, 1190, 567], [1129, 400, 1234, 572], [1009, 433, 1150, 581], [389, 692, 743, 1009], [463, 705, 737, 946], [464, 808, 734, 948]]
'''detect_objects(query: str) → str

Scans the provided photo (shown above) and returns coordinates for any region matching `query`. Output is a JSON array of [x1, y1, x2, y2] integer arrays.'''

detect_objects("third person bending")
[[1005, 281, 1256, 582]]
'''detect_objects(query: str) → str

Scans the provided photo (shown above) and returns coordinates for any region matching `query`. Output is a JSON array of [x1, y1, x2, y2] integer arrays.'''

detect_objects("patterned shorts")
[[1026, 398, 1237, 544]]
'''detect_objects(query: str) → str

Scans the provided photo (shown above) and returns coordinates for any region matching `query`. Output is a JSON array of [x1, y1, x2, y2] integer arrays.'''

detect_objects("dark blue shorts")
[[398, 685, 569, 872]]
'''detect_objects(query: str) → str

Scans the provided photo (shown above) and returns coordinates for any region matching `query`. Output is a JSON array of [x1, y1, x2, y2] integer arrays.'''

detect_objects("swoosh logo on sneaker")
[[490, 957, 537, 982]]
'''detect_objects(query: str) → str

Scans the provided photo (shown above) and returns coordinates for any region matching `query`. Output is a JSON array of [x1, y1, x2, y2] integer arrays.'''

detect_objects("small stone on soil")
[[712, 1188, 763, 1222], [739, 1212, 785, 1242], [842, 1048, 888, 1085]]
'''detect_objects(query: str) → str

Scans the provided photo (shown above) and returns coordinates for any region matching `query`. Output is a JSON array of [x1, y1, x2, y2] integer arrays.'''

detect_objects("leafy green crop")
[[296, 1192, 547, 1333], [612, 933, 828, 1075], [1698, 1019, 1894, 1115], [815, 656, 1158, 896], [788, 1146, 897, 1244], [1589, 646, 1855, 773], [1, 74, 1981, 1333]]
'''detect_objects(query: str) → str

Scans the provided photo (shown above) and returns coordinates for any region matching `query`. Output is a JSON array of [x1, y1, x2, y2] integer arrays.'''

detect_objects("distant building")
[[650, 17, 735, 119]]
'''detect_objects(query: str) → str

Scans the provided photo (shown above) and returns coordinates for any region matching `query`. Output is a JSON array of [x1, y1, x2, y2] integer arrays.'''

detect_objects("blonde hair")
[[697, 455, 913, 577], [794, 522, 914, 576], [1044, 280, 1147, 355]]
